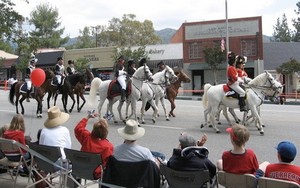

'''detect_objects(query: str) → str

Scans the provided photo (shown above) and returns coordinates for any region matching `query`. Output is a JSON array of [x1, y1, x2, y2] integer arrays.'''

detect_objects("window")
[[241, 39, 257, 56], [189, 42, 202, 59]]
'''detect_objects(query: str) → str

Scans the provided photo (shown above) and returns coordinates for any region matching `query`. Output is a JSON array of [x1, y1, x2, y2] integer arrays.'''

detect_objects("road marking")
[[141, 124, 185, 130], [0, 109, 15, 113]]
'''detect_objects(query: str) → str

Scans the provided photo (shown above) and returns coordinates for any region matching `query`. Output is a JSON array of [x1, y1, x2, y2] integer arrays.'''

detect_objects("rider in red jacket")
[[227, 52, 246, 112]]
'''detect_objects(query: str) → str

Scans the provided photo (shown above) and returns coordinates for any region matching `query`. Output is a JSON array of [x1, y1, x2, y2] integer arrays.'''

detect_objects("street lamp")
[[225, 0, 229, 63]]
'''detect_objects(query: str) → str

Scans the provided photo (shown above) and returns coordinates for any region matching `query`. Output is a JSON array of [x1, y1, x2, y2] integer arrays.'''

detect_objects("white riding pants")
[[25, 79, 32, 91], [117, 75, 126, 90], [229, 81, 245, 97], [56, 75, 62, 84]]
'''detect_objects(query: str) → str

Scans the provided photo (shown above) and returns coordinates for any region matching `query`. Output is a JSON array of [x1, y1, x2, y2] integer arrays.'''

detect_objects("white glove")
[[237, 77, 244, 84], [119, 70, 127, 76], [244, 77, 252, 84]]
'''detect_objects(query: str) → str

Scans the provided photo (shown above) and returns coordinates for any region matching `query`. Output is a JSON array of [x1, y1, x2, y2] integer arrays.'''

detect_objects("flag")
[[221, 38, 225, 52]]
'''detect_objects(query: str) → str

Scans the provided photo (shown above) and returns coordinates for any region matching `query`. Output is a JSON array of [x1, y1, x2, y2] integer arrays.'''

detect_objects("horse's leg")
[[97, 98, 106, 119], [159, 97, 169, 121], [68, 93, 76, 113], [78, 93, 86, 112], [117, 100, 125, 123], [229, 108, 240, 123], [201, 106, 211, 128], [140, 99, 147, 124], [130, 99, 139, 125], [54, 93, 58, 106], [249, 106, 264, 135], [168, 97, 176, 117], [209, 106, 220, 133], [108, 100, 118, 123], [19, 95, 26, 115], [221, 106, 232, 125], [15, 94, 20, 114], [76, 94, 80, 112], [216, 106, 222, 124], [125, 100, 131, 119], [47, 92, 52, 109]]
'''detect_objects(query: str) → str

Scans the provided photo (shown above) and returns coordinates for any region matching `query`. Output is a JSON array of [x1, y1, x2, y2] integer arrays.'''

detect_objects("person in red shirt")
[[227, 52, 246, 112], [74, 111, 114, 179], [257, 141, 300, 185], [217, 124, 259, 174], [236, 55, 252, 84]]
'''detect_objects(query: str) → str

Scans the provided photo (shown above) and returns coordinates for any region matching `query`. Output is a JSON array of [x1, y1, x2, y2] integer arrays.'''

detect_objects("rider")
[[66, 60, 76, 76], [114, 55, 127, 102], [236, 55, 252, 84], [127, 60, 136, 77], [157, 61, 165, 72], [227, 52, 247, 112], [55, 57, 66, 94], [25, 55, 37, 102]]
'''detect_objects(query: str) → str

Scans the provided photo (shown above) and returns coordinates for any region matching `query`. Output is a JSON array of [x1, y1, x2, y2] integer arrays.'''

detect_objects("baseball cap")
[[179, 134, 196, 148], [276, 141, 297, 160]]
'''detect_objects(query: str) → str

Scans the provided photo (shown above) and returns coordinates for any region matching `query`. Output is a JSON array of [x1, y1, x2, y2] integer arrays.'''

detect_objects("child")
[[217, 124, 259, 174]]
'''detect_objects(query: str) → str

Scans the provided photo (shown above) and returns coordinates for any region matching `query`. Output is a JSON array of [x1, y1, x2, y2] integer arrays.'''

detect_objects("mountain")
[[155, 28, 177, 44]]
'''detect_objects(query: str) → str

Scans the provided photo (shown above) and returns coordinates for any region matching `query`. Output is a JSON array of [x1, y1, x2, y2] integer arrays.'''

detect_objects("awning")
[[188, 63, 227, 70], [147, 59, 183, 69]]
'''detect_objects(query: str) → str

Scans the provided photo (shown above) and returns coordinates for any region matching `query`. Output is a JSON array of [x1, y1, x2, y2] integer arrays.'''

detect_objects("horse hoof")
[[208, 125, 213, 128], [122, 120, 126, 124], [142, 122, 145, 124], [200, 124, 204, 128], [216, 130, 221, 133], [137, 117, 140, 120], [166, 118, 170, 121], [114, 121, 118, 124], [217, 122, 221, 125], [262, 124, 265, 127], [260, 131, 264, 135], [152, 119, 156, 124]]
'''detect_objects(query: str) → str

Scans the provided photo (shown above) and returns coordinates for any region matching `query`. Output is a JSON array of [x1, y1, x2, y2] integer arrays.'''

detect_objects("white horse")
[[138, 66, 178, 124], [202, 71, 283, 135], [88, 64, 153, 124]]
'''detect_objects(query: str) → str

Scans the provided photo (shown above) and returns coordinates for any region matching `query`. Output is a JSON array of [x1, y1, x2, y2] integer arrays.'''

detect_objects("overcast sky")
[[14, 0, 299, 38]]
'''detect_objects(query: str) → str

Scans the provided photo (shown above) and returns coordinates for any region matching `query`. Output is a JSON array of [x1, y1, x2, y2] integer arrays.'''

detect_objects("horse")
[[9, 69, 55, 116], [137, 65, 178, 124], [88, 64, 153, 124], [201, 71, 283, 135], [166, 70, 191, 117], [52, 69, 94, 113]]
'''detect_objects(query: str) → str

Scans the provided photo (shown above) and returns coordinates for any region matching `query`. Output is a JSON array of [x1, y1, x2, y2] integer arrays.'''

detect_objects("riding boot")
[[26, 91, 30, 102], [56, 85, 61, 94], [121, 89, 126, 102], [238, 97, 247, 112]]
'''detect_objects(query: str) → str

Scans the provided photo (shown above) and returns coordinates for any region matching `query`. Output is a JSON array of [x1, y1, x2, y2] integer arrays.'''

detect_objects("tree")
[[272, 14, 292, 42], [203, 45, 226, 84], [29, 3, 69, 48], [74, 57, 90, 72], [276, 58, 300, 75], [292, 2, 300, 42], [114, 46, 148, 67], [0, 0, 24, 40], [97, 14, 161, 47], [66, 26, 95, 49]]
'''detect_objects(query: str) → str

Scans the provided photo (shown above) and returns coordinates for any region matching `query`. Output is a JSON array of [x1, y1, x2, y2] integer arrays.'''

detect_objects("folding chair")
[[27, 143, 67, 188], [258, 177, 300, 188], [101, 156, 161, 188], [159, 163, 210, 188], [217, 170, 257, 188], [64, 148, 103, 188], [0, 138, 33, 188]]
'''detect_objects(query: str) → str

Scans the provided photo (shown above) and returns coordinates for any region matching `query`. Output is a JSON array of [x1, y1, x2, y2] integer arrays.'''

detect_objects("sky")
[[14, 0, 300, 38]]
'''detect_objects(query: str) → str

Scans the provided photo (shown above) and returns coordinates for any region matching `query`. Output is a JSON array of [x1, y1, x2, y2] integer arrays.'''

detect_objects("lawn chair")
[[258, 177, 300, 188], [217, 171, 256, 188]]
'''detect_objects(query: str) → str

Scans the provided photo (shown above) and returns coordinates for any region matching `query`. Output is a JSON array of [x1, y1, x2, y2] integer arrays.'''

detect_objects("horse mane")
[[248, 72, 267, 85]]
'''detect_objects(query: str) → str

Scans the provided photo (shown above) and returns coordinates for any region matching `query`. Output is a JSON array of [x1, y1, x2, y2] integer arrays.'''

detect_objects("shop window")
[[241, 39, 257, 56], [189, 42, 202, 59]]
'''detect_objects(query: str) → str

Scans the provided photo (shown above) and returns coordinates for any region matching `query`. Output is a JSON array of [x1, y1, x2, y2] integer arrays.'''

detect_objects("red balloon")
[[31, 68, 46, 87]]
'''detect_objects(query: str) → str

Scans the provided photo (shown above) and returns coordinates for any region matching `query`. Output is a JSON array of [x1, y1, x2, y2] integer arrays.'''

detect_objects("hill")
[[155, 28, 177, 44]]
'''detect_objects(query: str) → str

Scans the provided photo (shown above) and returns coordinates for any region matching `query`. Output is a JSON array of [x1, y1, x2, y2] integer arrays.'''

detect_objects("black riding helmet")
[[235, 55, 245, 66], [228, 52, 236, 65]]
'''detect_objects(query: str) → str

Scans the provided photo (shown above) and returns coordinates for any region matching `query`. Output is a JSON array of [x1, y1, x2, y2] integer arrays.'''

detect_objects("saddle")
[[20, 82, 32, 93], [223, 84, 246, 99], [51, 77, 65, 86], [107, 80, 132, 99]]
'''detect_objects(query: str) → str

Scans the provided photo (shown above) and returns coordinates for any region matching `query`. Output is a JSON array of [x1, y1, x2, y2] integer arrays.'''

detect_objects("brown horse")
[[166, 70, 191, 117], [9, 69, 55, 116], [52, 68, 94, 113]]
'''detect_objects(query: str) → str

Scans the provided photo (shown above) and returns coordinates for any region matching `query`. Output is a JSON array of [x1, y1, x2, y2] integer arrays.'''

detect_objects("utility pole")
[[225, 0, 229, 63], [91, 26, 100, 47]]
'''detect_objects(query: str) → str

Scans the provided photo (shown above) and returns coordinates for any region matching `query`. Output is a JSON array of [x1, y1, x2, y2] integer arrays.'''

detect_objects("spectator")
[[217, 124, 258, 174], [167, 133, 216, 184], [74, 110, 113, 179], [39, 106, 71, 160], [113, 119, 160, 165], [256, 141, 300, 184]]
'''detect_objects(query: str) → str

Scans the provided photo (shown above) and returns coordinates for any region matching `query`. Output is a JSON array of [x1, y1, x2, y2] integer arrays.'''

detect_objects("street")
[[1, 90, 300, 167]]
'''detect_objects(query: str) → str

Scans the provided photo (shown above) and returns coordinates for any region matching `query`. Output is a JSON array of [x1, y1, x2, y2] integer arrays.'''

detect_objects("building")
[[0, 50, 18, 80], [171, 16, 263, 95]]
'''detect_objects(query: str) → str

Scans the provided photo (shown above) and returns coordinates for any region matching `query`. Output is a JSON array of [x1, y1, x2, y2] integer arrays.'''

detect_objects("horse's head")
[[133, 64, 153, 82], [177, 70, 191, 83], [164, 66, 178, 83], [265, 71, 283, 97], [45, 69, 55, 79]]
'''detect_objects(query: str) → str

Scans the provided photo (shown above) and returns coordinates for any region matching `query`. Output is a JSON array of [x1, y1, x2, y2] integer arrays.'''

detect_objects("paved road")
[[0, 90, 299, 186]]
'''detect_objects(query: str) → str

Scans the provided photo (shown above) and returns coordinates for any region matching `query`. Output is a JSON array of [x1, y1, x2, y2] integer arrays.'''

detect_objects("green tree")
[[276, 58, 300, 75], [0, 0, 24, 40], [272, 14, 292, 42], [29, 3, 69, 48], [203, 45, 226, 84], [67, 26, 95, 49], [292, 2, 300, 41], [98, 14, 161, 47], [75, 57, 90, 72], [113, 46, 148, 67]]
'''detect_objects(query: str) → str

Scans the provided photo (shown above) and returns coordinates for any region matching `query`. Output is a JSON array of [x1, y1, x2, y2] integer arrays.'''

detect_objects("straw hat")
[[44, 106, 70, 128], [117, 119, 145, 141]]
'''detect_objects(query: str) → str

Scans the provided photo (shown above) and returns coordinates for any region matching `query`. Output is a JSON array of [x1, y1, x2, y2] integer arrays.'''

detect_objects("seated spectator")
[[256, 141, 300, 185], [217, 124, 258, 174], [3, 115, 30, 162], [167, 133, 216, 183], [39, 106, 71, 160], [74, 110, 113, 179], [113, 119, 159, 165]]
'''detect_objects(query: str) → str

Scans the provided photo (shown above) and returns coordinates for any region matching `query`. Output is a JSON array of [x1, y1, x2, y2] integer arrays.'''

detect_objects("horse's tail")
[[202, 83, 212, 109], [88, 77, 102, 106], [9, 82, 17, 105]]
